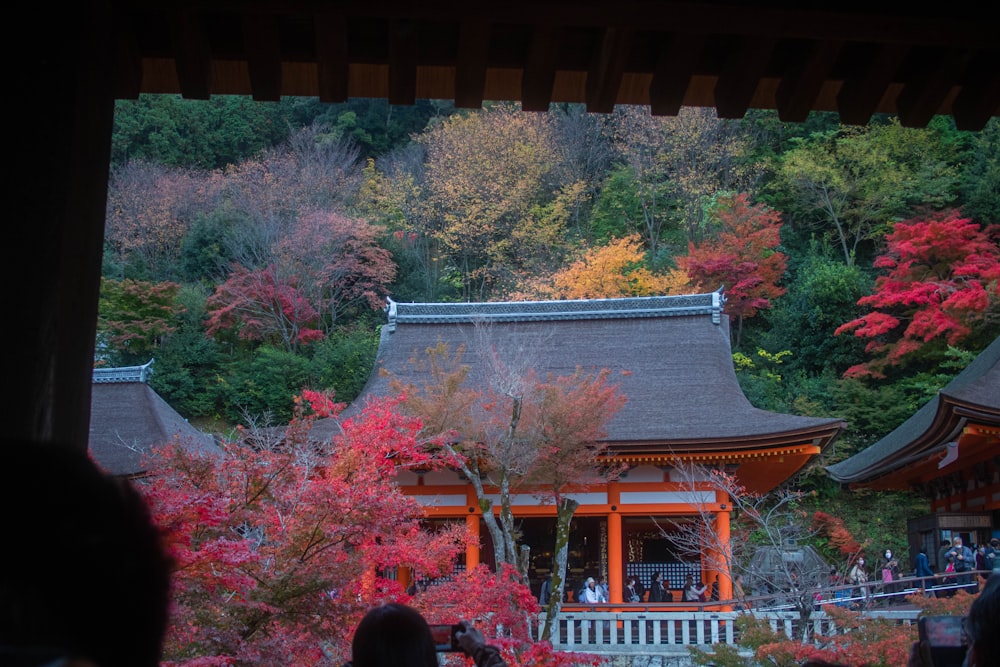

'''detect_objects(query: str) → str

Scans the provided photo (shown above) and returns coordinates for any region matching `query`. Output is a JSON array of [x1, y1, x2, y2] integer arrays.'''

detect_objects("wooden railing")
[[536, 608, 920, 654], [536, 573, 987, 654]]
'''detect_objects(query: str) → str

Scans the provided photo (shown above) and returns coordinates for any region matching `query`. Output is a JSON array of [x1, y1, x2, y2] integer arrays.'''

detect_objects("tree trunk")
[[541, 496, 579, 641]]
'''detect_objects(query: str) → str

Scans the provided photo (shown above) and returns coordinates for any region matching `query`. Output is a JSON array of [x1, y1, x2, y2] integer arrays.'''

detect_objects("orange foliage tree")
[[512, 234, 688, 300]]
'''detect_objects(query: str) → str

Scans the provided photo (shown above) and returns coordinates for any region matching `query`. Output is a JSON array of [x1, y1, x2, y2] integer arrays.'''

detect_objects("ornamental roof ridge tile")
[[387, 290, 726, 329], [92, 359, 155, 384]]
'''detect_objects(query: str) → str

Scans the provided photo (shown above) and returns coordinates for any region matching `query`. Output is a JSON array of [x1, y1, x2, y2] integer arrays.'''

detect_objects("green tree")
[[97, 278, 183, 366], [113, 95, 296, 169], [768, 119, 961, 267], [220, 346, 313, 425], [758, 245, 871, 376], [150, 285, 226, 420]]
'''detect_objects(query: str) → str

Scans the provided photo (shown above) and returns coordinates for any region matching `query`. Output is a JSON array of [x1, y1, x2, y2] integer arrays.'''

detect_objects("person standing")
[[848, 556, 869, 606], [878, 548, 901, 605], [986, 538, 1000, 578], [732, 573, 747, 611], [648, 571, 667, 602], [625, 576, 641, 602], [914, 549, 934, 594], [538, 574, 552, 606], [946, 536, 976, 590]]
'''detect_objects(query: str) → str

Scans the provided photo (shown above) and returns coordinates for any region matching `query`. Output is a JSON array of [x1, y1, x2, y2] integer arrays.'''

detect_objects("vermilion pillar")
[[716, 496, 732, 601], [608, 511, 623, 603], [466, 513, 480, 570]]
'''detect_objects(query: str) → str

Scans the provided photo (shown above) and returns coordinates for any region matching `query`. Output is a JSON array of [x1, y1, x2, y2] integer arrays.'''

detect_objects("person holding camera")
[[345, 603, 507, 667]]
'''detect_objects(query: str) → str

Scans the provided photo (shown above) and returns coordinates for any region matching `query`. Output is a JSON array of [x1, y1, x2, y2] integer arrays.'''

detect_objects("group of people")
[[844, 535, 1000, 606], [0, 445, 508, 667], [572, 571, 719, 604]]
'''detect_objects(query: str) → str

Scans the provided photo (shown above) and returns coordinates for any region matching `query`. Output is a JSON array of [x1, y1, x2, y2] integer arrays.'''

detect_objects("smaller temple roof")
[[826, 335, 1000, 486], [90, 360, 220, 477], [313, 292, 844, 490]]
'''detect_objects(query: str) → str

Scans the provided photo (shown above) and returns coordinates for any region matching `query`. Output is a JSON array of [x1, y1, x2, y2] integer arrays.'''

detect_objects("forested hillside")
[[104, 94, 1000, 477]]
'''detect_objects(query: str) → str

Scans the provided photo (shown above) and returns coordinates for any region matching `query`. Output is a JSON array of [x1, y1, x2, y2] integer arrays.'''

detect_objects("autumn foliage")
[[140, 390, 594, 667], [514, 233, 687, 300], [679, 193, 787, 345], [835, 210, 1000, 377]]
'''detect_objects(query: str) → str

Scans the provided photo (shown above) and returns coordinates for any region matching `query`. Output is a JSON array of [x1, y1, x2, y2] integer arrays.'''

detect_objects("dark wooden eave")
[[108, 1, 1000, 130]]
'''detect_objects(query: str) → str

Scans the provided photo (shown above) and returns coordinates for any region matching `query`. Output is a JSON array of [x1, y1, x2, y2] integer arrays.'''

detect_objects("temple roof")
[[89, 361, 220, 477], [312, 292, 844, 466], [825, 335, 1000, 486]]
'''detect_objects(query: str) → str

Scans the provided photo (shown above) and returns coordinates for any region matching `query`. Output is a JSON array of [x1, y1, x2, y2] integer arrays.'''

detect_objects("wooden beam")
[[649, 33, 704, 117], [586, 27, 632, 114], [389, 19, 418, 106], [169, 10, 212, 100], [455, 19, 491, 109], [242, 12, 282, 102], [952, 53, 1000, 132], [836, 43, 909, 126], [315, 11, 349, 103], [112, 14, 143, 99], [897, 49, 971, 128], [776, 40, 842, 123], [714, 36, 775, 119], [522, 25, 561, 112]]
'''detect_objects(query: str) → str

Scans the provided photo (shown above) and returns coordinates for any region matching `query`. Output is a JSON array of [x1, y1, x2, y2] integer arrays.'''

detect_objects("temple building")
[[316, 291, 845, 603], [89, 360, 220, 478], [827, 335, 1000, 570]]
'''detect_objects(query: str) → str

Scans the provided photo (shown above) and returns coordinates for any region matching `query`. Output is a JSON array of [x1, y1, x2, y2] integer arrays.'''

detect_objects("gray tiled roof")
[[310, 292, 844, 452], [89, 374, 219, 477], [826, 335, 1000, 484]]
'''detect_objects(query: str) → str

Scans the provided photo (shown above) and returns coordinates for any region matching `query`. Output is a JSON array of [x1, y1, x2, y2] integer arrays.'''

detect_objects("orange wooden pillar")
[[608, 510, 623, 603], [398, 566, 412, 593], [715, 495, 732, 601], [466, 513, 480, 570]]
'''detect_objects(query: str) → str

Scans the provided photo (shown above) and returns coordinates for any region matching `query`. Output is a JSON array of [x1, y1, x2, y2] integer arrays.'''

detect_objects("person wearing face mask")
[[848, 556, 869, 608], [878, 548, 902, 605]]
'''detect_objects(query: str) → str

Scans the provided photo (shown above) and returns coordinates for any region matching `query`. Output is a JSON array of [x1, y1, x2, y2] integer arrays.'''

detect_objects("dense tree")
[[417, 104, 561, 300], [140, 392, 471, 666], [769, 120, 961, 266], [113, 95, 298, 169], [756, 245, 871, 376], [512, 233, 685, 300], [391, 329, 625, 641], [150, 285, 226, 420], [835, 210, 1000, 378], [679, 193, 788, 347], [105, 160, 215, 281], [605, 106, 764, 254], [97, 278, 183, 366], [275, 210, 396, 330], [206, 264, 324, 354]]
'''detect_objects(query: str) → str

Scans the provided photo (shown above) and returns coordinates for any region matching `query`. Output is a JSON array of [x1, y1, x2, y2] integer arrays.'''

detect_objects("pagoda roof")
[[312, 292, 844, 476], [826, 335, 1000, 487], [89, 361, 220, 477]]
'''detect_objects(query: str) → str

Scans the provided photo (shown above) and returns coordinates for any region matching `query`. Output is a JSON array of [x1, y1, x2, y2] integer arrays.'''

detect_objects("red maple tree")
[[835, 210, 1000, 378], [679, 193, 787, 346], [141, 390, 592, 667], [205, 263, 325, 352]]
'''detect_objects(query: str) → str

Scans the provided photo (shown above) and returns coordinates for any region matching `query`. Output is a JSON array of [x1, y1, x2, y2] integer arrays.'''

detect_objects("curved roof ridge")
[[386, 289, 725, 330]]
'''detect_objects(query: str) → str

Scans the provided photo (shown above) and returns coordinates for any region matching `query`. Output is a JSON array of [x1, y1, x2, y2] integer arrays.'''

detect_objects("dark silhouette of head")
[[0, 443, 172, 667], [965, 575, 1000, 667], [350, 603, 438, 667]]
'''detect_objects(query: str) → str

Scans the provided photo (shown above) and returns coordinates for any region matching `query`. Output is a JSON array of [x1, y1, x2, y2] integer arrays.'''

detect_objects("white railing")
[[536, 608, 920, 654]]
